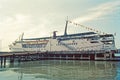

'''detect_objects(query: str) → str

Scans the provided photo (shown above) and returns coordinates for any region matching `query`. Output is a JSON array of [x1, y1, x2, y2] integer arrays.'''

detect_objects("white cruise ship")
[[9, 20, 116, 52]]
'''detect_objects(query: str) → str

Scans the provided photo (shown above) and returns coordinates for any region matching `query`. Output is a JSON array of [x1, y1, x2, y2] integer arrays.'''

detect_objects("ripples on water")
[[0, 60, 120, 80]]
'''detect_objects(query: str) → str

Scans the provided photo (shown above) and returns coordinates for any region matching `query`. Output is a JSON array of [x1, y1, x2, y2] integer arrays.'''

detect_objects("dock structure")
[[0, 50, 119, 67]]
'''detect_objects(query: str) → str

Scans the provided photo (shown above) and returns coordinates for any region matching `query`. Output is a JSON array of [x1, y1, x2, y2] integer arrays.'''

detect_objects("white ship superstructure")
[[9, 20, 116, 52]]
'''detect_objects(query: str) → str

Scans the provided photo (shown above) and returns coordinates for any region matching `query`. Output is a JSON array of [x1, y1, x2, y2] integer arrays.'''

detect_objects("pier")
[[0, 50, 119, 68]]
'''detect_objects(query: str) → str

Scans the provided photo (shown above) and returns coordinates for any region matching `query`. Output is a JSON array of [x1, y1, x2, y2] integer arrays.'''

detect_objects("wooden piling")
[[10, 55, 14, 63], [3, 57, 6, 68], [0, 57, 3, 68], [18, 56, 21, 63]]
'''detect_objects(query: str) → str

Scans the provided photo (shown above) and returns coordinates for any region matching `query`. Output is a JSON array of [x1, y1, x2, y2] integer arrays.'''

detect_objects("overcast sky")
[[0, 0, 120, 51]]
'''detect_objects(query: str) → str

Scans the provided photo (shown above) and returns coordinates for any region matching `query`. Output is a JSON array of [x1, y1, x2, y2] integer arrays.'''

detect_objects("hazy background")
[[0, 0, 120, 51]]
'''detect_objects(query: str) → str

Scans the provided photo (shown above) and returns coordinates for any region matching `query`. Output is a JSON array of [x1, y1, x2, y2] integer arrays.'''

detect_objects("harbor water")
[[0, 60, 120, 80]]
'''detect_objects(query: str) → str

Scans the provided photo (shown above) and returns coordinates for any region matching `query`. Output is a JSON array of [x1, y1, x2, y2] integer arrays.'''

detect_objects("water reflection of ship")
[[11, 61, 117, 80], [18, 71, 23, 80]]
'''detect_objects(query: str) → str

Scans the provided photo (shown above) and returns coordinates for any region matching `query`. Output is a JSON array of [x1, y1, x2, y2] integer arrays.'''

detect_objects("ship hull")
[[30, 50, 120, 61], [8, 20, 118, 61]]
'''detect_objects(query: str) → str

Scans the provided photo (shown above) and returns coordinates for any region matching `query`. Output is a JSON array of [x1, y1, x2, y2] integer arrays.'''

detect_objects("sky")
[[0, 0, 120, 51]]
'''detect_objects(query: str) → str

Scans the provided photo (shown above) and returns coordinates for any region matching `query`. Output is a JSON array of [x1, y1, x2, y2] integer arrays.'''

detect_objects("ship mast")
[[64, 20, 68, 36]]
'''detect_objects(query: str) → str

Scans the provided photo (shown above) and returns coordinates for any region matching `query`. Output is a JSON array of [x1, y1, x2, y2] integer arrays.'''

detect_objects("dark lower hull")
[[37, 55, 119, 61], [32, 51, 120, 61]]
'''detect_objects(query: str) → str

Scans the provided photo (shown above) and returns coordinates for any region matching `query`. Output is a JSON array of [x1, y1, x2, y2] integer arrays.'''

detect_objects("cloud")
[[72, 0, 120, 23], [0, 14, 34, 51], [0, 14, 32, 36]]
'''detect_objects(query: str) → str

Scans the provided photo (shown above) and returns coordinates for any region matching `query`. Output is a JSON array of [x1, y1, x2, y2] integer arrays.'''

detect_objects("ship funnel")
[[64, 20, 68, 36], [53, 31, 57, 39]]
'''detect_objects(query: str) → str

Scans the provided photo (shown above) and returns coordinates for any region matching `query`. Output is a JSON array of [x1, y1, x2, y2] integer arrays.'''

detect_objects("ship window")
[[22, 44, 46, 48], [91, 37, 98, 40], [74, 43, 77, 45], [90, 41, 98, 43], [104, 42, 112, 44]]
